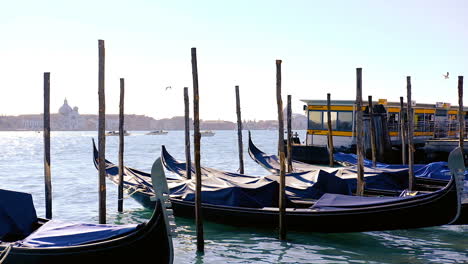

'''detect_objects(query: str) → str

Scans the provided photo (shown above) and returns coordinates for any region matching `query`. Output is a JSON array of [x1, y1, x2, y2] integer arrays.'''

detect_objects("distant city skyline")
[[0, 99, 308, 131], [1, 0, 467, 121]]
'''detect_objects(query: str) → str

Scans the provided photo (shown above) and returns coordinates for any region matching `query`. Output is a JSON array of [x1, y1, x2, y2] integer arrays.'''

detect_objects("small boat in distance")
[[146, 130, 169, 135], [200, 130, 215, 137], [105, 130, 130, 136]]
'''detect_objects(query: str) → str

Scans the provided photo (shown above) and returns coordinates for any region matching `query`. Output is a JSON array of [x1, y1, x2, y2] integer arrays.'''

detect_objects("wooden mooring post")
[[355, 68, 365, 196], [368, 96, 377, 167], [276, 60, 286, 240], [356, 68, 365, 195], [118, 78, 125, 213], [43, 72, 52, 219], [191, 47, 204, 253], [287, 95, 293, 172], [184, 87, 192, 179], [400, 97, 407, 165], [406, 76, 414, 191], [326, 93, 334, 167], [458, 76, 464, 154], [98, 39, 107, 224], [235, 85, 244, 174]]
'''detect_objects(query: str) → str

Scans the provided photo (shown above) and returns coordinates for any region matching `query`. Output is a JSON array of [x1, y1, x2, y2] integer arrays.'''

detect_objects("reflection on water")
[[0, 131, 467, 263]]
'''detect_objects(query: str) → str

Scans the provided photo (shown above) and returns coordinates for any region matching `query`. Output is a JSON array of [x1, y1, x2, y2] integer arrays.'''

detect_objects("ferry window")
[[387, 113, 399, 132], [425, 114, 435, 132], [337, 112, 352, 131], [435, 109, 447, 116], [414, 113, 425, 132], [425, 114, 434, 121], [323, 111, 337, 130], [308, 111, 322, 129]]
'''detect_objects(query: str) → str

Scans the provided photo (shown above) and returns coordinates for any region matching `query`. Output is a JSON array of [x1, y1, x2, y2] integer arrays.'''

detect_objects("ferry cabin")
[[301, 99, 468, 149]]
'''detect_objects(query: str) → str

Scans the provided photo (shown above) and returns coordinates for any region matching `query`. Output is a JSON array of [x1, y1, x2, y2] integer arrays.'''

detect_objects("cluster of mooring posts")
[[40, 40, 465, 255]]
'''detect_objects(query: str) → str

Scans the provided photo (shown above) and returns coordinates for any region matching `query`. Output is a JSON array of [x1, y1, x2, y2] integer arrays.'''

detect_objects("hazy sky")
[[1, 0, 467, 121]]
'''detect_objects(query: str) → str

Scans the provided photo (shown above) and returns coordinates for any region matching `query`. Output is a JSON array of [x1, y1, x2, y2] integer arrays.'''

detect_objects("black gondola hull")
[[118, 179, 459, 233], [169, 181, 458, 233]]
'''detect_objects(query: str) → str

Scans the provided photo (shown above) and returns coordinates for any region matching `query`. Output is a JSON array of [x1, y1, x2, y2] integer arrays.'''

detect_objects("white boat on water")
[[200, 130, 215, 137], [146, 130, 169, 135], [105, 130, 130, 136]]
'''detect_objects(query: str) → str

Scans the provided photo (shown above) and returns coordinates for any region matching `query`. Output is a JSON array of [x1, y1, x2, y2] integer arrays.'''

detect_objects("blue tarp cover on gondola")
[[0, 189, 37, 240], [328, 152, 462, 180], [167, 170, 352, 207], [19, 220, 138, 248], [248, 136, 468, 192], [162, 145, 352, 207]]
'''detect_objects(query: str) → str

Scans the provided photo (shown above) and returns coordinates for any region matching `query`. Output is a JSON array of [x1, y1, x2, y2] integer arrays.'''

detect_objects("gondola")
[[0, 158, 174, 264], [92, 141, 464, 232], [158, 147, 465, 232], [248, 135, 468, 224]]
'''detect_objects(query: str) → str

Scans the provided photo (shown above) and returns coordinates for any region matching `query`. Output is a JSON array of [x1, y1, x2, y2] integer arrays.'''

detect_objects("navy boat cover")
[[167, 170, 352, 207], [0, 189, 37, 240], [0, 188, 138, 247], [334, 152, 453, 179], [248, 137, 468, 191], [162, 145, 352, 207], [18, 220, 138, 248]]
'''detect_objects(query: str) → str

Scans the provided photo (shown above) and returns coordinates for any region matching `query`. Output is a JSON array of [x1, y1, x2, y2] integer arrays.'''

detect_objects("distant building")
[[0, 99, 158, 131]]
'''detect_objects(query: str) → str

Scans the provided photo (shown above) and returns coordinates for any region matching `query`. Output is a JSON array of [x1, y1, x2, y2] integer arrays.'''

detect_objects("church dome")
[[59, 98, 73, 115]]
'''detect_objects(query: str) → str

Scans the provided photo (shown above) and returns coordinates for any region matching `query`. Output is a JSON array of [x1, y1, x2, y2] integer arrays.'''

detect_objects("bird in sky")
[[443, 72, 449, 79], [165, 86, 172, 90]]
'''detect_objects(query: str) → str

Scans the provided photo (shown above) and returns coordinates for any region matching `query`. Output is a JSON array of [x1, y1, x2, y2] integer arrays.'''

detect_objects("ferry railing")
[[387, 118, 468, 139]]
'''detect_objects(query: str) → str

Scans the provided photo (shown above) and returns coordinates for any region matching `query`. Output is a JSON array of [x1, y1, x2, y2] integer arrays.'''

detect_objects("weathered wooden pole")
[[98, 39, 107, 224], [43, 72, 52, 219], [458, 76, 464, 154], [287, 95, 293, 172], [407, 76, 414, 191], [184, 87, 192, 180], [326, 93, 334, 167], [400, 97, 407, 165], [368, 96, 377, 167], [191, 47, 204, 253], [235, 85, 244, 174], [355, 68, 365, 196], [276, 60, 286, 240], [117, 78, 125, 213]]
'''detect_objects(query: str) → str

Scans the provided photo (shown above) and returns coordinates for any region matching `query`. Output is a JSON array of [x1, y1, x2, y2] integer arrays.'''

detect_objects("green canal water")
[[0, 131, 466, 263]]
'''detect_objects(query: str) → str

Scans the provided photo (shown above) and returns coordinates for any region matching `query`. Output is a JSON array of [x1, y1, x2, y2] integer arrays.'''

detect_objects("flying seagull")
[[165, 86, 172, 90], [443, 72, 449, 79]]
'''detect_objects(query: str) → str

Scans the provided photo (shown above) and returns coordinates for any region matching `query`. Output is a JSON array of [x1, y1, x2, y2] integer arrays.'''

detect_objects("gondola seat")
[[311, 193, 411, 210]]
